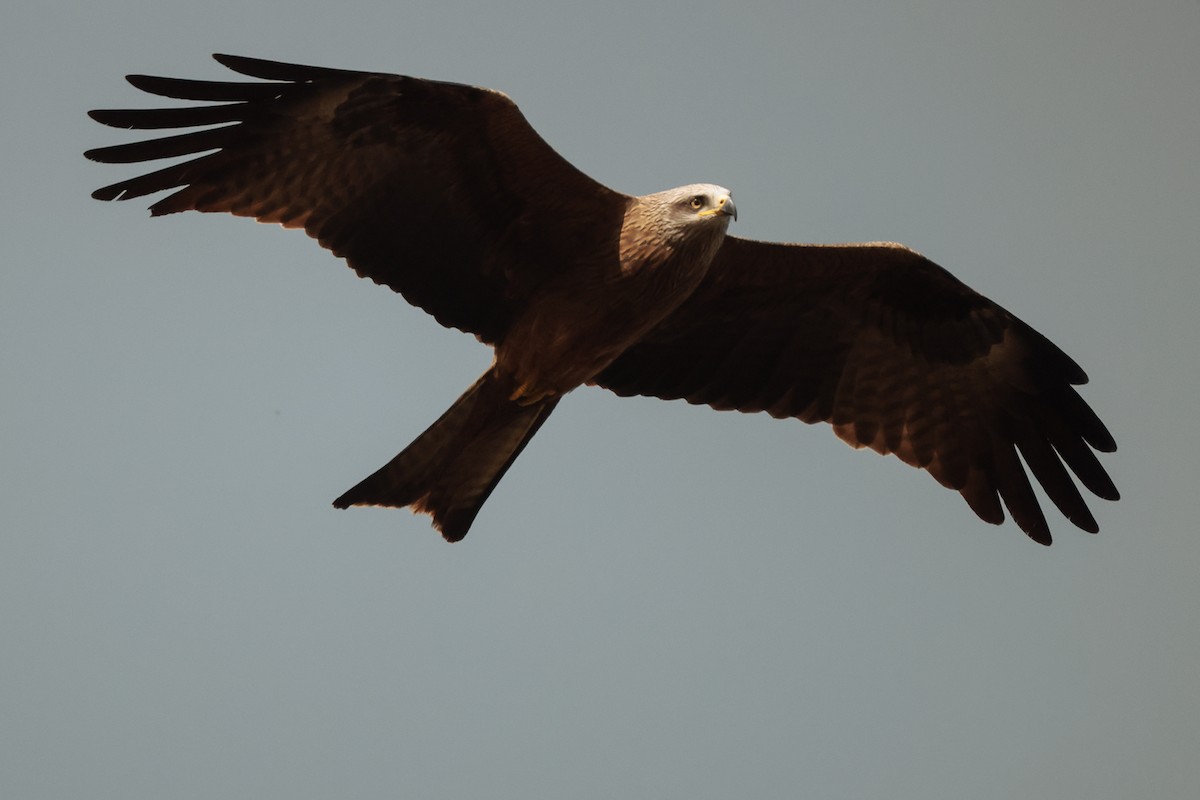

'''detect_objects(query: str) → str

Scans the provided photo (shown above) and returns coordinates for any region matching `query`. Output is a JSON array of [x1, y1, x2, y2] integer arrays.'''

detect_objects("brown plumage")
[[86, 54, 1118, 544]]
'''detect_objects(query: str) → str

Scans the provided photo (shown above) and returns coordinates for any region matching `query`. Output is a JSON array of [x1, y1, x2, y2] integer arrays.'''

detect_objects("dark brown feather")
[[86, 54, 627, 343], [333, 370, 559, 542], [596, 237, 1117, 544]]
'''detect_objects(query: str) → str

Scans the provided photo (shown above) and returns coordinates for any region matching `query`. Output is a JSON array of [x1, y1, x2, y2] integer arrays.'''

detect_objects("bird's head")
[[665, 183, 737, 226], [621, 184, 738, 270]]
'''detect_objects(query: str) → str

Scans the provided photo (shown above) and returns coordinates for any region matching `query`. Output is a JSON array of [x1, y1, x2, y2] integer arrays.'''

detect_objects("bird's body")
[[87, 55, 1118, 544], [337, 184, 737, 537], [500, 185, 735, 403]]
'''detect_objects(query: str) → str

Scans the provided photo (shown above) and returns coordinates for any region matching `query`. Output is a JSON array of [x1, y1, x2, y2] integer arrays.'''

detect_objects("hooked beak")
[[719, 195, 737, 221], [700, 195, 737, 221]]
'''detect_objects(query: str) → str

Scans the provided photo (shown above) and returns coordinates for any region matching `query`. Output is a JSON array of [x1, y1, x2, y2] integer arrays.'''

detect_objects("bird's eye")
[[689, 196, 705, 210]]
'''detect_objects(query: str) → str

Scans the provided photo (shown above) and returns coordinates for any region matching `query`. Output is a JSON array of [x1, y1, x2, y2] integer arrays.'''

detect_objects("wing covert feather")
[[86, 54, 626, 342], [596, 236, 1117, 543]]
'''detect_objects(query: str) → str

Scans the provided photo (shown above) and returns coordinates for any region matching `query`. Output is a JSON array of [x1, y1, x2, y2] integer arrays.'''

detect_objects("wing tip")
[[123, 73, 160, 92], [210, 53, 367, 83], [210, 53, 265, 74]]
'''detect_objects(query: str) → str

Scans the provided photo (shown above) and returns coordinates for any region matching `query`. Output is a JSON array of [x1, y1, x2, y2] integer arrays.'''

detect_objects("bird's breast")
[[495, 244, 718, 403]]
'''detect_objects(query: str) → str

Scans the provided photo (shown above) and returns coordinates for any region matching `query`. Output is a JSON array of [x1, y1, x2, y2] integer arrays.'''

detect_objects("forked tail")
[[332, 370, 559, 541]]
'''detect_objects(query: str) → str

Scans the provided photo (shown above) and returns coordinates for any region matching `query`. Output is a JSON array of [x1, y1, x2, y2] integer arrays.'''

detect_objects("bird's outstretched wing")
[[596, 236, 1118, 544], [86, 54, 626, 342]]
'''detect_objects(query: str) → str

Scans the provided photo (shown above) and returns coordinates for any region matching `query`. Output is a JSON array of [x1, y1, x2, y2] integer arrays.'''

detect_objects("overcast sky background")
[[3, 1, 1198, 798]]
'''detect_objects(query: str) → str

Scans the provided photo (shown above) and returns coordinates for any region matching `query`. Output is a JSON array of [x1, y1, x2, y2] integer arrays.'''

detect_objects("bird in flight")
[[86, 55, 1118, 544]]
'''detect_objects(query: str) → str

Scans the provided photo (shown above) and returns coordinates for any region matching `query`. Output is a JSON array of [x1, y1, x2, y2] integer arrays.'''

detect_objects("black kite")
[[86, 55, 1118, 544]]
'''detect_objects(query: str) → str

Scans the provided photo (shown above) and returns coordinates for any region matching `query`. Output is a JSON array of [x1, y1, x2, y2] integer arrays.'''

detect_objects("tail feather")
[[333, 370, 558, 541]]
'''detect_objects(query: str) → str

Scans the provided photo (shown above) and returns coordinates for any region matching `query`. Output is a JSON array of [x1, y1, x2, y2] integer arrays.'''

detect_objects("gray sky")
[[4, 1, 1198, 798]]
